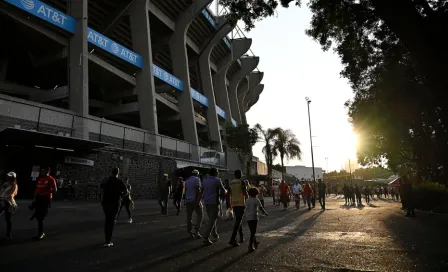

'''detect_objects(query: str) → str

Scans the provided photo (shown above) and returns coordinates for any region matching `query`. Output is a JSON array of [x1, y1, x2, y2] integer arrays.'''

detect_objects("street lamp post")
[[305, 97, 316, 187], [349, 158, 353, 185]]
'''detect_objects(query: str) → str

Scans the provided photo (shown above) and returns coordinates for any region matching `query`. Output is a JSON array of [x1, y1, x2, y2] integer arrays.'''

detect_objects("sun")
[[331, 128, 358, 161]]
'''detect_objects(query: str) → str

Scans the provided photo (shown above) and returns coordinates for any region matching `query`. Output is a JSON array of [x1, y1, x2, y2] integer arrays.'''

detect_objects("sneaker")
[[33, 233, 46, 241], [229, 240, 240, 247], [128, 219, 133, 224], [103, 242, 114, 248], [248, 246, 255, 252], [203, 239, 213, 245]]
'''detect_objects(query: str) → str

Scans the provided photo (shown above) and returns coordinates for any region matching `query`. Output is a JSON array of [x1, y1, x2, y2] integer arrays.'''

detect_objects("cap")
[[192, 169, 199, 175], [7, 172, 16, 179]]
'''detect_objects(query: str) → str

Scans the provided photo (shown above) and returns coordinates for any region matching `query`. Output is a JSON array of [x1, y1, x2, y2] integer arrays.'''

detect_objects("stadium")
[[0, 0, 264, 198]]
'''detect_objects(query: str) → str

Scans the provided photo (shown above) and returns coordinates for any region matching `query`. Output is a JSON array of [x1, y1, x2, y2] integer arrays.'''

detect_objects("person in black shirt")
[[158, 174, 172, 214], [101, 167, 127, 247], [317, 180, 326, 210], [173, 177, 184, 215]]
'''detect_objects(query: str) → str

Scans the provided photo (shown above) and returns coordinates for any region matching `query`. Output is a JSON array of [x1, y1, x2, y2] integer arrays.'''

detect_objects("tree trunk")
[[281, 155, 285, 181]]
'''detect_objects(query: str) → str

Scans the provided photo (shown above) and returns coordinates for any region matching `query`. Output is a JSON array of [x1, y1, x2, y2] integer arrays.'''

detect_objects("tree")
[[225, 122, 259, 175], [272, 128, 302, 180], [254, 124, 279, 182], [221, 1, 448, 101], [221, 0, 448, 184]]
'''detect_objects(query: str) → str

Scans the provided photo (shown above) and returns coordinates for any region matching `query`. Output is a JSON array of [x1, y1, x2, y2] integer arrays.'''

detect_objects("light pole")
[[348, 158, 353, 185], [305, 97, 316, 187]]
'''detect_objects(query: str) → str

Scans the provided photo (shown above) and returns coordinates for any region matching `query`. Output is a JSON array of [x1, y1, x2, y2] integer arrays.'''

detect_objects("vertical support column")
[[229, 80, 243, 123], [213, 38, 252, 126], [199, 53, 222, 152], [169, 0, 212, 160], [197, 17, 232, 152], [130, 0, 159, 154], [236, 80, 248, 124], [213, 68, 232, 125], [68, 0, 89, 139], [228, 56, 259, 124]]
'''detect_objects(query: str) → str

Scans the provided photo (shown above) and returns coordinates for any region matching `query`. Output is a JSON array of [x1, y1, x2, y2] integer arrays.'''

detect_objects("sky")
[[211, 2, 358, 172]]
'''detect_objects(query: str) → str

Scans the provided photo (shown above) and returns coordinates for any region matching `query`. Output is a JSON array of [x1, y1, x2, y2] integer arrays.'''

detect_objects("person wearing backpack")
[[228, 169, 248, 247]]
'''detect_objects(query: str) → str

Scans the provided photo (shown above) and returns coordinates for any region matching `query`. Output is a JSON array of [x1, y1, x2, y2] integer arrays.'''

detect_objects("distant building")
[[285, 166, 323, 181], [250, 156, 268, 176]]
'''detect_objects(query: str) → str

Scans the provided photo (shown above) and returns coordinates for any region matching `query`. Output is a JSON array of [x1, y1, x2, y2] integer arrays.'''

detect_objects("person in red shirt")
[[33, 166, 57, 240], [303, 182, 312, 211], [279, 181, 290, 210]]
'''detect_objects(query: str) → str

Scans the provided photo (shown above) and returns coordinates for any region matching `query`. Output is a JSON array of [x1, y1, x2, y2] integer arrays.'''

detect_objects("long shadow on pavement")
[[382, 209, 448, 271]]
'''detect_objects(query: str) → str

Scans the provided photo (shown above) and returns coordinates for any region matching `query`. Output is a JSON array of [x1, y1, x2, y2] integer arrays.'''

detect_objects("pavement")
[[0, 196, 447, 272]]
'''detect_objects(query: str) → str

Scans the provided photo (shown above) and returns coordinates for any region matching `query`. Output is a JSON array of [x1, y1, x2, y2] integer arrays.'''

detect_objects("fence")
[[0, 97, 226, 167]]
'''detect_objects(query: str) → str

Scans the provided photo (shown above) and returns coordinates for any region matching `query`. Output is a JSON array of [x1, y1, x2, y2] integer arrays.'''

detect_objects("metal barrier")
[[0, 97, 226, 167]]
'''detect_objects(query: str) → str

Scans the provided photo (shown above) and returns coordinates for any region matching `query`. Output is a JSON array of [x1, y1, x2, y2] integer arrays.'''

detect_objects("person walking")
[[317, 180, 327, 210], [246, 187, 268, 252], [32, 167, 57, 241], [363, 186, 371, 204], [184, 169, 203, 239], [0, 172, 18, 240], [101, 167, 128, 247], [402, 176, 416, 217], [201, 168, 227, 245], [273, 182, 280, 206], [279, 180, 290, 211], [303, 182, 312, 211], [292, 181, 302, 209], [257, 182, 266, 209], [223, 179, 233, 220], [310, 184, 316, 208], [158, 174, 171, 214], [173, 177, 184, 215], [229, 169, 248, 247], [116, 178, 133, 223], [354, 185, 362, 205]]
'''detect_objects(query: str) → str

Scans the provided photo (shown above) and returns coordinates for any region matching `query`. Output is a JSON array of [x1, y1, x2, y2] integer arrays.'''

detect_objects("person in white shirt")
[[246, 187, 268, 252], [292, 182, 303, 209]]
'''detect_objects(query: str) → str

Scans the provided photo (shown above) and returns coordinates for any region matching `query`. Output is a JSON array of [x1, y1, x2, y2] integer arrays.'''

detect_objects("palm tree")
[[254, 124, 279, 182], [272, 128, 302, 180]]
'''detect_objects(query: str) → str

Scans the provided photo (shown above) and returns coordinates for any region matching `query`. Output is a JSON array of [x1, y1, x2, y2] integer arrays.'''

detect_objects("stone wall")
[[60, 148, 177, 200]]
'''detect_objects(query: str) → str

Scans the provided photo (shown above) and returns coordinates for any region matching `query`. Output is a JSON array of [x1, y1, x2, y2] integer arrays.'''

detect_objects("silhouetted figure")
[[354, 185, 362, 205], [402, 177, 416, 217]]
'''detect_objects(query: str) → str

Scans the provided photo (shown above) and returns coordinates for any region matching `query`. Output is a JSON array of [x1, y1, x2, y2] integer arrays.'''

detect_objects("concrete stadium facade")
[[0, 0, 264, 198]]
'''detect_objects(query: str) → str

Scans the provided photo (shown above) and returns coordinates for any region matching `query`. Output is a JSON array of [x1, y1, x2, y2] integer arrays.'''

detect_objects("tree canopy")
[[222, 0, 448, 184], [272, 128, 302, 179], [254, 124, 279, 180]]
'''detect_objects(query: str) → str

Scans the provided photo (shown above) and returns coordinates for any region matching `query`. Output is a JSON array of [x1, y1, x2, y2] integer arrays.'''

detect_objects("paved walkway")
[[0, 196, 447, 271]]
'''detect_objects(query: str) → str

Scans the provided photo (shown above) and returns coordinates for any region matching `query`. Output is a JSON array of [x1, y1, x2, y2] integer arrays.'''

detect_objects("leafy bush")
[[413, 182, 448, 213]]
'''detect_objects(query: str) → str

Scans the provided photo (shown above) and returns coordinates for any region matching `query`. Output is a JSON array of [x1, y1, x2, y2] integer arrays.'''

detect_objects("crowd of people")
[[0, 168, 417, 251]]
